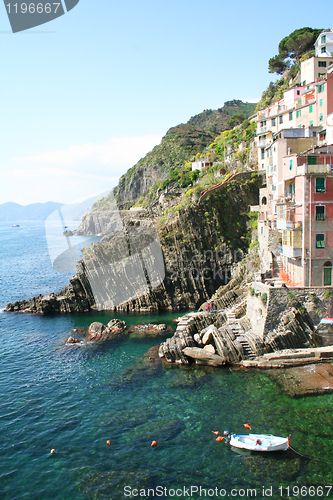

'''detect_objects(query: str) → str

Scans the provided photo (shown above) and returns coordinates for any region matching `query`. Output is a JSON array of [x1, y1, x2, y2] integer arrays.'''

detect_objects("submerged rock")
[[128, 323, 172, 338]]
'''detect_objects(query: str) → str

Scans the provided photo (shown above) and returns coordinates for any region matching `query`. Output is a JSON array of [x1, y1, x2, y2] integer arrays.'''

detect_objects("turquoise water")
[[1, 222, 333, 500]]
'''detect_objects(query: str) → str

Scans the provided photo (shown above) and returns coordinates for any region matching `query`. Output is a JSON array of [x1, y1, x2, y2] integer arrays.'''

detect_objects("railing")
[[282, 246, 302, 258], [257, 140, 267, 148], [257, 126, 268, 134], [277, 220, 302, 230], [296, 164, 332, 175]]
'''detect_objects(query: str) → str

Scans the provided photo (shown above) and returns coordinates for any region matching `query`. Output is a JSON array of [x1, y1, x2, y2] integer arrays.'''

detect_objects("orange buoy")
[[212, 431, 220, 435], [215, 436, 224, 442], [50, 449, 56, 455], [151, 440, 157, 447], [243, 423, 251, 429], [106, 440, 111, 446]]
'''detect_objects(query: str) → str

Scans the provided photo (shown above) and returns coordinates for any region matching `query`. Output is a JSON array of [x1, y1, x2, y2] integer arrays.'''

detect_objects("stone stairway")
[[237, 337, 256, 359], [273, 255, 285, 286]]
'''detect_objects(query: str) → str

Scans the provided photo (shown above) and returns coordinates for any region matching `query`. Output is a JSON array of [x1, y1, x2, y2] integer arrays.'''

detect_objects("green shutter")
[[316, 234, 325, 248], [316, 177, 325, 192], [308, 156, 317, 165], [324, 267, 332, 286]]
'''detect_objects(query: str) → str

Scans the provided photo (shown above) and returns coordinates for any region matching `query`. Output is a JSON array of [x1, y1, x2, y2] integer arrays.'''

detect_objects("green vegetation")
[[257, 27, 323, 111], [269, 27, 322, 74], [261, 293, 268, 305], [91, 100, 257, 211], [324, 289, 331, 299]]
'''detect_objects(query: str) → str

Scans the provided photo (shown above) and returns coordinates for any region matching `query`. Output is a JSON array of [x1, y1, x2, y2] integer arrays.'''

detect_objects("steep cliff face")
[[5, 174, 263, 314]]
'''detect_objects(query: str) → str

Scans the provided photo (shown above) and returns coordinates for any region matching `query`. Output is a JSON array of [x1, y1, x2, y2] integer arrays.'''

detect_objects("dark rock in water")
[[65, 336, 81, 344], [266, 363, 333, 397], [52, 418, 81, 433], [128, 323, 172, 338], [80, 470, 154, 500], [123, 416, 185, 444], [109, 345, 164, 389], [86, 319, 127, 342], [107, 319, 127, 333], [103, 407, 157, 432]]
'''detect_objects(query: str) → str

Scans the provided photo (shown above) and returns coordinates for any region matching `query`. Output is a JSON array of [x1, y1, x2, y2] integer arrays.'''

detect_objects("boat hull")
[[230, 434, 289, 452]]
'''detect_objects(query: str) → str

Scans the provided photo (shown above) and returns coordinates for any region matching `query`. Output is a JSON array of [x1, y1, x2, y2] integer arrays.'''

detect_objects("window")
[[318, 61, 327, 67], [316, 206, 325, 221], [289, 159, 293, 170], [316, 234, 325, 248], [319, 73, 326, 78], [297, 99, 302, 104], [319, 112, 323, 121], [310, 120, 313, 126], [261, 148, 265, 160], [279, 115, 283, 124], [289, 111, 293, 120], [297, 90, 300, 95], [321, 46, 327, 53], [309, 105, 313, 113], [308, 156, 317, 165], [271, 117, 276, 126], [322, 35, 327, 43], [316, 177, 325, 192], [321, 83, 325, 92], [296, 110, 301, 118], [323, 261, 332, 286], [320, 98, 323, 107]]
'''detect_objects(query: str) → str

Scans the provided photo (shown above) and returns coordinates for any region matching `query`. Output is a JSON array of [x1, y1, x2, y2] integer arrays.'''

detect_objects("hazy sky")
[[0, 0, 331, 205]]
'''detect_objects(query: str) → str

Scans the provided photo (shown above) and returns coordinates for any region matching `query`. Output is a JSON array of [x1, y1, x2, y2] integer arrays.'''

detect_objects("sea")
[[0, 221, 333, 500]]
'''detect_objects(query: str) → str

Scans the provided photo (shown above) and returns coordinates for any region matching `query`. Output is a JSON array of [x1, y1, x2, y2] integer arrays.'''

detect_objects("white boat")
[[229, 433, 289, 452]]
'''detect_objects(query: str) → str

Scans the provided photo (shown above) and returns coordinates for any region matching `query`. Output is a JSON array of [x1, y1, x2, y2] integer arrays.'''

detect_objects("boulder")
[[87, 319, 127, 342], [107, 319, 127, 333], [87, 322, 105, 337], [193, 333, 203, 346], [202, 325, 218, 344], [182, 347, 225, 366], [65, 337, 81, 344], [203, 344, 216, 354]]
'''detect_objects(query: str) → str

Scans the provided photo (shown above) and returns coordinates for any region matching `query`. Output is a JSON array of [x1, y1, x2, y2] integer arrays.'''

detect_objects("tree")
[[269, 27, 323, 74], [268, 54, 290, 74], [227, 114, 246, 128]]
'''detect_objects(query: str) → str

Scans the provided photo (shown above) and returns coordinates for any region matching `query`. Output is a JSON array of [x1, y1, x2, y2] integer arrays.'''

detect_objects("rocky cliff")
[[5, 174, 263, 314]]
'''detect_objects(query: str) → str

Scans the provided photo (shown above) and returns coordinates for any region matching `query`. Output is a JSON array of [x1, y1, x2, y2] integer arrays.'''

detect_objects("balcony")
[[257, 126, 268, 134], [282, 246, 302, 258], [257, 139, 267, 148], [296, 164, 332, 175], [277, 220, 302, 230]]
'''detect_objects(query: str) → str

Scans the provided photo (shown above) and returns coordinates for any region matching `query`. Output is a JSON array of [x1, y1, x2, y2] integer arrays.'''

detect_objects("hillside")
[[92, 100, 256, 211], [0, 201, 63, 222]]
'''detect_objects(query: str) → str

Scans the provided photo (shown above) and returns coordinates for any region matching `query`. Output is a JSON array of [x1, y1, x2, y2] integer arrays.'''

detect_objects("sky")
[[0, 0, 332, 205]]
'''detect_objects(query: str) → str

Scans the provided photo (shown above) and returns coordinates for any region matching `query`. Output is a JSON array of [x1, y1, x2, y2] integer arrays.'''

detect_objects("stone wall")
[[246, 282, 269, 337]]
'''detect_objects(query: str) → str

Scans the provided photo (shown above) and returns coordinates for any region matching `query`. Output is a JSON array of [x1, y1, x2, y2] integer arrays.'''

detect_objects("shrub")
[[324, 290, 331, 299], [261, 293, 268, 305], [161, 179, 171, 190], [250, 287, 255, 296]]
